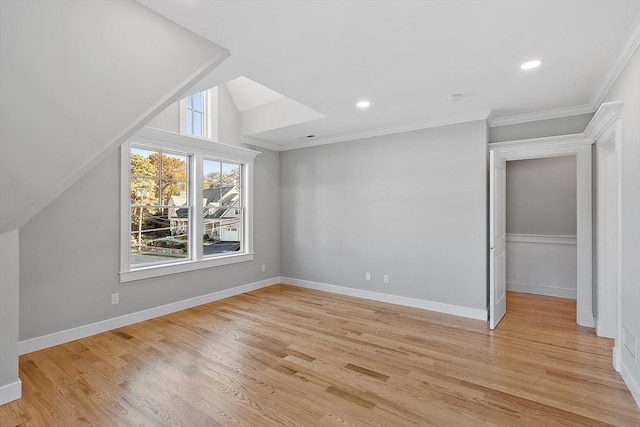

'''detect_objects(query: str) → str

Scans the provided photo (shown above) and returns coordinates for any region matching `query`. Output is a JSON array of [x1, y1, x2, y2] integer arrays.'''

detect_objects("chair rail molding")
[[490, 132, 593, 328]]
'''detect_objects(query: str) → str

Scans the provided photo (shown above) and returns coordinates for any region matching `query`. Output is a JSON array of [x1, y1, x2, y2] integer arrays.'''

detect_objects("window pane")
[[186, 111, 193, 134], [193, 112, 202, 136], [186, 95, 193, 109], [161, 153, 187, 179], [162, 180, 188, 205], [221, 162, 240, 188], [131, 207, 189, 266], [203, 214, 241, 256], [131, 148, 158, 179], [192, 92, 202, 111], [130, 178, 158, 205], [203, 159, 220, 189]]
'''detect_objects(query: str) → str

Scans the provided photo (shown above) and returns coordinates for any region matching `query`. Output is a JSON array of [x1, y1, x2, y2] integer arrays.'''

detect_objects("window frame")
[[179, 88, 218, 140], [120, 126, 260, 283]]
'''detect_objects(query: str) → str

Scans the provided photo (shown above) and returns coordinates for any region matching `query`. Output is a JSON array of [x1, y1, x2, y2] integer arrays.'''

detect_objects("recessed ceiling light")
[[521, 59, 542, 70], [356, 100, 371, 109]]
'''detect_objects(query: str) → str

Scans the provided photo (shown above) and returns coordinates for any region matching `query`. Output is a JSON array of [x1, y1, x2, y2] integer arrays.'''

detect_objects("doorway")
[[505, 156, 577, 299], [489, 136, 593, 329]]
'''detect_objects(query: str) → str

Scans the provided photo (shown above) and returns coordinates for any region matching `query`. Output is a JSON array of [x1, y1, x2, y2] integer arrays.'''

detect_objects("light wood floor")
[[2, 285, 639, 426]]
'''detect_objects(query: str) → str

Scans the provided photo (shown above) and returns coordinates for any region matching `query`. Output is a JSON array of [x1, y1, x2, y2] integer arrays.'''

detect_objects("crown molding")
[[277, 109, 492, 151], [241, 135, 284, 152], [590, 14, 640, 109], [583, 100, 624, 142], [489, 104, 595, 127], [489, 133, 592, 152], [490, 14, 639, 129]]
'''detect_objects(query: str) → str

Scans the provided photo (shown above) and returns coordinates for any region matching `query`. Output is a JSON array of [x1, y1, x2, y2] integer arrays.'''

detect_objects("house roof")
[[174, 186, 238, 219]]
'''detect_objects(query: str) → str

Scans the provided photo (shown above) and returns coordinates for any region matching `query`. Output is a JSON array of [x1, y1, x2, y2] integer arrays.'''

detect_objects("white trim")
[[584, 101, 624, 142], [19, 277, 280, 355], [0, 379, 22, 405], [120, 253, 255, 283], [491, 134, 593, 328], [620, 359, 640, 408], [506, 281, 577, 299], [281, 277, 487, 321], [241, 135, 283, 152], [179, 89, 213, 139], [244, 110, 492, 152], [121, 127, 261, 283], [489, 104, 594, 127], [288, 109, 491, 150], [613, 345, 621, 372], [133, 127, 260, 162], [590, 15, 640, 110], [506, 234, 576, 245], [489, 133, 592, 153], [488, 17, 639, 129]]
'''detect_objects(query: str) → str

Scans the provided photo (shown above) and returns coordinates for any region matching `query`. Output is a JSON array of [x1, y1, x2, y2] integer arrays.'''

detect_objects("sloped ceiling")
[[225, 76, 285, 112], [141, 0, 640, 150], [0, 0, 229, 234]]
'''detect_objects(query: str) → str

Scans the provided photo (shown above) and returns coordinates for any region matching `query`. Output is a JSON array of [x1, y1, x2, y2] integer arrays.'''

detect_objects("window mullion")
[[192, 154, 204, 261]]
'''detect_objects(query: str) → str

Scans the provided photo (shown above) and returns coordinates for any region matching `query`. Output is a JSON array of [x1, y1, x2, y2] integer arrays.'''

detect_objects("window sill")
[[120, 252, 254, 283]]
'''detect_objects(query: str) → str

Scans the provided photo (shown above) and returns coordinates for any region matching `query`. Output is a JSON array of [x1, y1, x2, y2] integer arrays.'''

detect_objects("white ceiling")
[[224, 76, 285, 112], [140, 0, 640, 150]]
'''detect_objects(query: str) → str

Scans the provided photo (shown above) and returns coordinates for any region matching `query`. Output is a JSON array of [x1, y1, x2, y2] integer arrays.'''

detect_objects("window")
[[121, 127, 260, 282], [184, 92, 206, 136], [179, 88, 217, 139]]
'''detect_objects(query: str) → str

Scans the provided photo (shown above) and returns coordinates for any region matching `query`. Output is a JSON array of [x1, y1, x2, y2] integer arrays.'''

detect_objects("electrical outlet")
[[383, 275, 390, 284], [365, 272, 371, 281], [261, 264, 266, 272], [111, 293, 119, 305]]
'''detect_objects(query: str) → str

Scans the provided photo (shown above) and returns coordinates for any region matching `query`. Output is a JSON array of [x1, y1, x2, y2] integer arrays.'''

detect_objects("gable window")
[[179, 88, 217, 139], [184, 92, 206, 136], [120, 127, 259, 282]]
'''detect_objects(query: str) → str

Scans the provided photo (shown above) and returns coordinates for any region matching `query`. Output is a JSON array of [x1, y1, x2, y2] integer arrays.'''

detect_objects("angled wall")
[[0, 0, 229, 404], [0, 0, 229, 234]]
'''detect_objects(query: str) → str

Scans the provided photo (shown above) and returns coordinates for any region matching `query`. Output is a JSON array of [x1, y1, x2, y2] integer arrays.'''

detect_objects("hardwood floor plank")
[[2, 286, 639, 426]]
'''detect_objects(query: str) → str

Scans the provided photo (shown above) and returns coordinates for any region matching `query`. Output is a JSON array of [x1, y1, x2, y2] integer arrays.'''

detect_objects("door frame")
[[490, 134, 594, 327], [584, 101, 623, 369]]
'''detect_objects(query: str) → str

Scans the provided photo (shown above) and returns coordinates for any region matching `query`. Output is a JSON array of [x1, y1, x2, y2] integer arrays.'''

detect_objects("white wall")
[[280, 121, 488, 314], [0, 231, 20, 404], [0, 0, 229, 405], [19, 145, 280, 341], [218, 84, 243, 146], [0, 0, 228, 235], [147, 102, 180, 133], [603, 46, 640, 404]]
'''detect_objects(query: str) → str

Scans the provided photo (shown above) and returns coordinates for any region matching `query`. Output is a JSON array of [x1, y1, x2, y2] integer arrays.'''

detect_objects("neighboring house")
[[168, 186, 241, 240]]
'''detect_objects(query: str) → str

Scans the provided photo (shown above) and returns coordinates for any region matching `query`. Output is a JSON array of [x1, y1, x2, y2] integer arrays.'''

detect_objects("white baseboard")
[[281, 277, 487, 321], [577, 310, 596, 328], [620, 359, 640, 408], [506, 281, 577, 299], [19, 277, 281, 355], [0, 379, 22, 405]]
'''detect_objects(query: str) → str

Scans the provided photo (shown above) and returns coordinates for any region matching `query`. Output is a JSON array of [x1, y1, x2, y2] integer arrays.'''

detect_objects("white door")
[[490, 150, 507, 329]]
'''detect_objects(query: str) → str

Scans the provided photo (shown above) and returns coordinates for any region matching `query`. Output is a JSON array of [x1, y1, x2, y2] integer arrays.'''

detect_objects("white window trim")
[[120, 126, 260, 283], [179, 88, 218, 140]]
